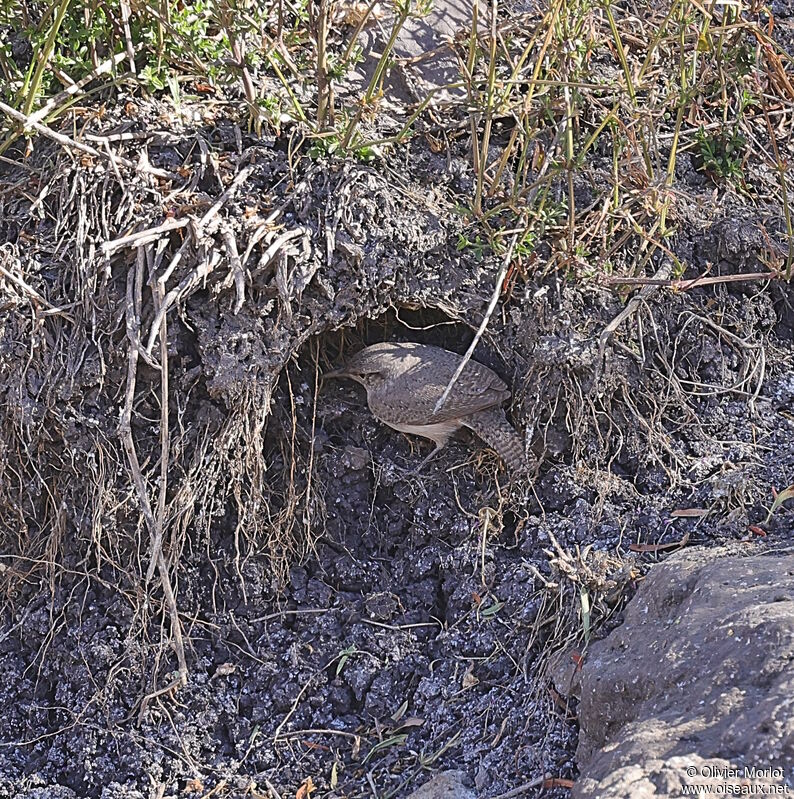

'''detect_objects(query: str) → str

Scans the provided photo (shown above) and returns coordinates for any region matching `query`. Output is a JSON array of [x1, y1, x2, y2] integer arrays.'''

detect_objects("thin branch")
[[433, 233, 519, 414], [603, 271, 781, 288], [119, 251, 188, 722], [0, 99, 175, 179]]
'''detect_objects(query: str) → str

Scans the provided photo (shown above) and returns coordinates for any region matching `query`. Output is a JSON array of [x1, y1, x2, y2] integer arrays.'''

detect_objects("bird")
[[324, 342, 527, 473]]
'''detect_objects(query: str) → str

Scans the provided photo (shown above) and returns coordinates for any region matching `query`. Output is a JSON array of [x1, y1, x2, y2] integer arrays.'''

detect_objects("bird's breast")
[[375, 417, 462, 447]]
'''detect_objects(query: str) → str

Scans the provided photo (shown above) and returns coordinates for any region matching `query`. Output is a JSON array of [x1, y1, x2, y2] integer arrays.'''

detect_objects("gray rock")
[[345, 0, 486, 108], [573, 547, 794, 798], [407, 770, 476, 799]]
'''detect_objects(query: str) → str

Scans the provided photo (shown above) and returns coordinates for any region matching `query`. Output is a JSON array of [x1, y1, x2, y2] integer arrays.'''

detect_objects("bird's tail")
[[463, 407, 529, 474]]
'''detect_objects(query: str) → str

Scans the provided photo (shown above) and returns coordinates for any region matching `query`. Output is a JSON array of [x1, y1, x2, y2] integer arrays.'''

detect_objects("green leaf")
[[766, 484, 794, 523], [480, 599, 504, 618], [335, 644, 357, 677], [362, 734, 408, 764]]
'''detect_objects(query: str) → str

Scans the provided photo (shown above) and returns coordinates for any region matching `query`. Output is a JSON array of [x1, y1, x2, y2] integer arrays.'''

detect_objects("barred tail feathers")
[[463, 407, 527, 473]]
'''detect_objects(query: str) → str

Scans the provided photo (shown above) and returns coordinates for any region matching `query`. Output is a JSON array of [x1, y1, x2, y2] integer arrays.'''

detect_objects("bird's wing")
[[369, 357, 510, 425]]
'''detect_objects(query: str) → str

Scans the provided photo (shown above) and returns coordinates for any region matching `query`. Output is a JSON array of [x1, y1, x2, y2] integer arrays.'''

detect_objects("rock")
[[407, 770, 476, 799], [573, 546, 794, 798], [345, 0, 486, 108]]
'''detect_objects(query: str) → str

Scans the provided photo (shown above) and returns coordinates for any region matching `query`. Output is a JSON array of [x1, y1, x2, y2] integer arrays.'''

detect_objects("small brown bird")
[[325, 342, 526, 472]]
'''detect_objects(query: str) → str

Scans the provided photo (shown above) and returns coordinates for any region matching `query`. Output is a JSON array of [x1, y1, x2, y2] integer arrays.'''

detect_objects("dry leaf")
[[462, 665, 479, 689], [670, 508, 708, 518], [296, 776, 316, 799], [543, 777, 575, 789]]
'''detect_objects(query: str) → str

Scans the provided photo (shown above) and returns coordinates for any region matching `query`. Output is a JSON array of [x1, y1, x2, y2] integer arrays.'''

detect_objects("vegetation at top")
[[0, 0, 792, 278]]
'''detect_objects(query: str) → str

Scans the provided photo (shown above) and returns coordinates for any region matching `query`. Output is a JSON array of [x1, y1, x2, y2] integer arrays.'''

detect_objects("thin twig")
[[488, 774, 549, 799], [222, 225, 246, 314], [603, 271, 780, 288], [119, 251, 188, 722], [433, 233, 519, 414], [118, 0, 137, 74], [144, 165, 254, 353], [595, 261, 672, 383], [102, 218, 191, 256], [0, 99, 174, 179], [0, 259, 64, 312], [27, 52, 128, 126]]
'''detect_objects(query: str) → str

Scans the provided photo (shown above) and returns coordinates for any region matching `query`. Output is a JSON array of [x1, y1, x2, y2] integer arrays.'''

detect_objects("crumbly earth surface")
[[1, 6, 794, 799]]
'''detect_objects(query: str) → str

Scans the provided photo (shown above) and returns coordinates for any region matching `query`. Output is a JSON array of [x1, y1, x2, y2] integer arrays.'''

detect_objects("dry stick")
[[595, 261, 672, 384], [145, 275, 171, 587], [489, 774, 549, 799], [272, 648, 368, 743], [342, 0, 383, 62], [758, 87, 794, 279], [340, 3, 411, 149], [474, 0, 499, 214], [118, 0, 137, 75], [102, 218, 191, 256], [357, 81, 467, 149], [221, 225, 246, 314], [603, 271, 781, 288], [0, 99, 175, 179], [84, 130, 156, 143], [433, 232, 519, 415], [119, 253, 187, 722], [253, 228, 305, 274], [273, 672, 319, 741], [488, 123, 519, 199], [240, 206, 286, 266], [466, 0, 481, 189], [100, 138, 125, 187], [302, 341, 320, 545], [265, 780, 283, 799], [510, 0, 562, 200], [276, 728, 364, 741], [223, 16, 259, 130], [314, 0, 331, 129], [145, 246, 222, 355], [27, 52, 128, 127], [563, 81, 576, 256], [0, 260, 64, 312]]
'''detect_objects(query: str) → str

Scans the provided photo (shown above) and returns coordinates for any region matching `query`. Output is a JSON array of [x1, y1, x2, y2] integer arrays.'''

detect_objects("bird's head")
[[323, 345, 393, 390]]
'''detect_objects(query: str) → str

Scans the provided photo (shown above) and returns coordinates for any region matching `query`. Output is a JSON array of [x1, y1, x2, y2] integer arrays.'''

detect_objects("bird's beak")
[[321, 367, 347, 381]]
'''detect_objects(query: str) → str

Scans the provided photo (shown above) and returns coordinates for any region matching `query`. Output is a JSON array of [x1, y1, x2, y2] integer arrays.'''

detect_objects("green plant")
[[515, 230, 536, 259], [696, 126, 746, 183], [723, 42, 755, 79], [765, 484, 794, 523], [307, 134, 341, 158], [340, 0, 431, 150], [456, 233, 489, 261], [335, 643, 357, 676]]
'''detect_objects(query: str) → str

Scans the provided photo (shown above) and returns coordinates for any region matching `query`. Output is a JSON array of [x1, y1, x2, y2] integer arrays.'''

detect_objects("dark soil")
[[1, 18, 794, 799]]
